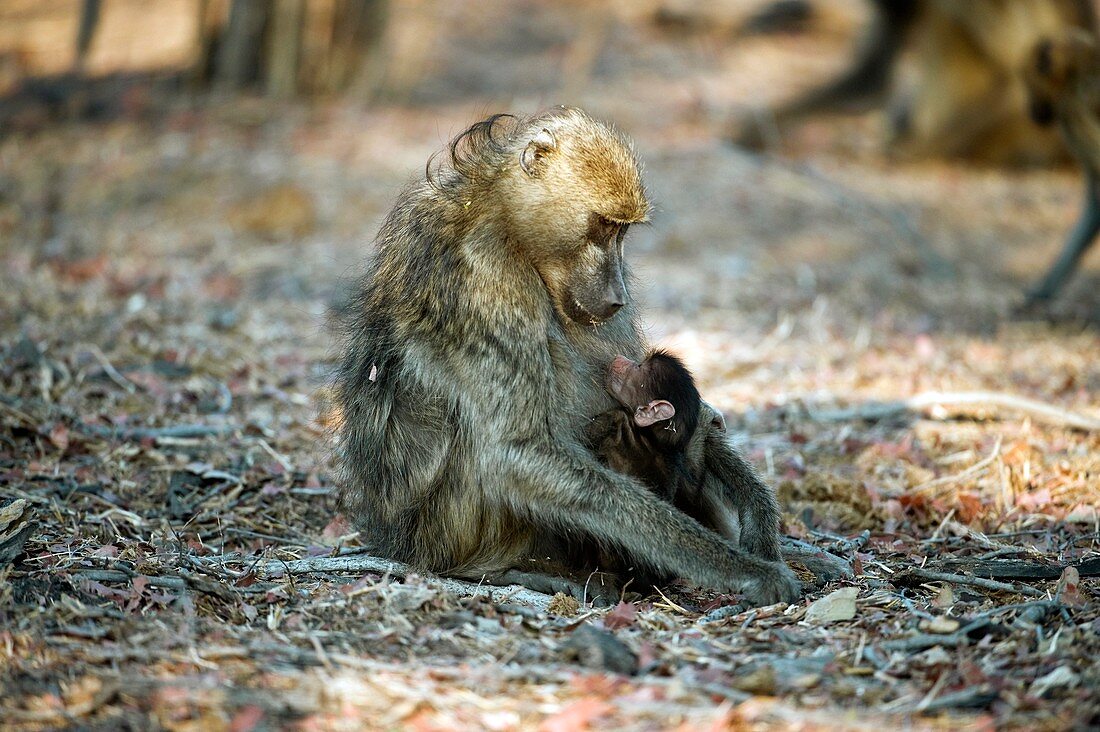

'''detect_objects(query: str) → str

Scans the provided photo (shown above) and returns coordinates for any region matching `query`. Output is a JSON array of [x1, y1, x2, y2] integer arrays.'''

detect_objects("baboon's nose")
[[602, 288, 626, 315], [601, 298, 625, 317]]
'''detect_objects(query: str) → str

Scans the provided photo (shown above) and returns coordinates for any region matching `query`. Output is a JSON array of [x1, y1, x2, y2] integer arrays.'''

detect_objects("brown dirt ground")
[[1, 1, 1098, 730]]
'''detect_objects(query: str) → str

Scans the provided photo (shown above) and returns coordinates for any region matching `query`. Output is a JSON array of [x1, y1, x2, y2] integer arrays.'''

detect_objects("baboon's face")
[[1025, 33, 1099, 124], [503, 112, 649, 326], [606, 354, 692, 449], [553, 212, 630, 323]]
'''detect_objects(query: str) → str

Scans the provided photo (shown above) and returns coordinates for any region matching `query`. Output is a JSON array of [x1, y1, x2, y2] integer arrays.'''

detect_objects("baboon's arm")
[[701, 429, 783, 562], [493, 442, 800, 607]]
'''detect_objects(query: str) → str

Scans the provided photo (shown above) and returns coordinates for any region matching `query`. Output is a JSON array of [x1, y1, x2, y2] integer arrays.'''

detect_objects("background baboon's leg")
[[780, 0, 917, 117], [1028, 174, 1100, 302], [733, 0, 919, 149]]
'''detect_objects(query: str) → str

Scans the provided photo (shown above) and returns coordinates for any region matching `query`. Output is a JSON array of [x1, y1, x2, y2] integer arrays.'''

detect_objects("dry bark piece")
[[0, 498, 34, 567], [547, 592, 581, 616], [932, 557, 1100, 580]]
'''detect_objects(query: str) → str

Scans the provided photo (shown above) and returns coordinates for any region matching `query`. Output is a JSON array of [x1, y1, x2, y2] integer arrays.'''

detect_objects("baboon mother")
[[335, 109, 799, 606]]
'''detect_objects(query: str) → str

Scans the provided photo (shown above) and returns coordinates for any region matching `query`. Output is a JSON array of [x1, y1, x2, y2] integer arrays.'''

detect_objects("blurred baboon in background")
[[1022, 29, 1100, 303], [733, 0, 1097, 166]]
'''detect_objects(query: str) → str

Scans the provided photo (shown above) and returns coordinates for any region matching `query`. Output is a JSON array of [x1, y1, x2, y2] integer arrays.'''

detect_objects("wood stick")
[[258, 555, 556, 609], [807, 390, 1100, 431], [79, 422, 238, 440], [880, 619, 992, 652], [903, 568, 1046, 597]]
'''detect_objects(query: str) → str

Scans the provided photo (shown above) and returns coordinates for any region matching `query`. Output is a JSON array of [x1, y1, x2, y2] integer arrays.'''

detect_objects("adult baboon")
[[334, 109, 799, 606], [1022, 30, 1100, 303], [733, 0, 1096, 165]]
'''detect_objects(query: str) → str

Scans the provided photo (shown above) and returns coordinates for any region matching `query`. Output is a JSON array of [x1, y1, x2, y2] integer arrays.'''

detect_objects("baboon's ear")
[[634, 400, 675, 427], [520, 128, 556, 176]]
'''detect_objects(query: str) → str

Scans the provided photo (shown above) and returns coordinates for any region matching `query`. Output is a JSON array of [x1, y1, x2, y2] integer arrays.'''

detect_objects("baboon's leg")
[[674, 404, 780, 562], [1028, 173, 1100, 302], [732, 0, 919, 149], [699, 430, 783, 562], [781, 0, 917, 117]]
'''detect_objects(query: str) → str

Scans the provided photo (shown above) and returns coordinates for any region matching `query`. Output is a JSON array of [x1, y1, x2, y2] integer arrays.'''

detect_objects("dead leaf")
[[603, 601, 638, 630], [932, 584, 955, 609], [538, 698, 613, 732], [321, 515, 351, 543], [1055, 566, 1084, 607], [48, 423, 69, 450], [229, 704, 265, 732]]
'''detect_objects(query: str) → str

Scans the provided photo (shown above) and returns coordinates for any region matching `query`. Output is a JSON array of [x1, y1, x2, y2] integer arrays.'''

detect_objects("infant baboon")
[[334, 108, 799, 606], [588, 350, 701, 503], [1023, 29, 1100, 303]]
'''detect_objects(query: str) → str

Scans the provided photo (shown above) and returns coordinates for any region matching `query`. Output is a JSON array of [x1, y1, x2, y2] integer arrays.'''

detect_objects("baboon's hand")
[[741, 561, 801, 607]]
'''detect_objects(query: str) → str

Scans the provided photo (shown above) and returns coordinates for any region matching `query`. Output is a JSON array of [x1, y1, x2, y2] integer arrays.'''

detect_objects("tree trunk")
[[215, 0, 271, 89], [266, 0, 306, 97]]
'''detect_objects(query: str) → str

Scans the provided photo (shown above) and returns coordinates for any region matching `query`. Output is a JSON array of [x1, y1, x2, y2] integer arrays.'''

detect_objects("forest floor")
[[1, 1, 1099, 730]]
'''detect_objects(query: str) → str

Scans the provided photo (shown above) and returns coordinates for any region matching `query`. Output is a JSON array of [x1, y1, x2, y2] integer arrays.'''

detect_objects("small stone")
[[922, 616, 960, 634], [805, 587, 858, 623]]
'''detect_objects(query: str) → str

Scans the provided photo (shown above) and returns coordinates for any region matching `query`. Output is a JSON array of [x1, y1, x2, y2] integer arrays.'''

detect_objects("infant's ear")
[[520, 128, 556, 176], [634, 400, 675, 427]]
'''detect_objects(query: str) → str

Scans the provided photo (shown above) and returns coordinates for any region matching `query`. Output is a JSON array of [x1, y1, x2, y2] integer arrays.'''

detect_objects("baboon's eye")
[[586, 213, 620, 245]]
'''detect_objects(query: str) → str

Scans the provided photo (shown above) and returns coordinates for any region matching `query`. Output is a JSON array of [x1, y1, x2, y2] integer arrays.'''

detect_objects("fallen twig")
[[901, 568, 1046, 598], [72, 568, 265, 600], [910, 439, 1001, 494], [918, 686, 1000, 712], [806, 391, 1100, 431], [808, 529, 870, 555], [0, 399, 37, 427], [78, 343, 136, 394], [698, 604, 747, 624], [880, 619, 993, 652], [79, 422, 238, 441], [937, 520, 1034, 553], [257, 554, 557, 609], [969, 600, 1068, 624], [931, 557, 1100, 580], [780, 537, 854, 580]]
